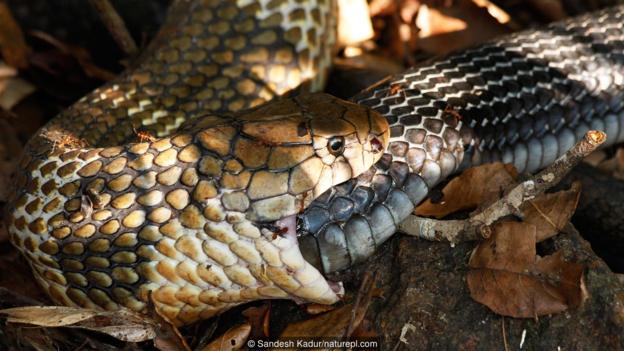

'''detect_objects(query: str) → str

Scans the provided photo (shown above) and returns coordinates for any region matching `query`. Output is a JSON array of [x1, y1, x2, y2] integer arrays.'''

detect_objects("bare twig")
[[399, 130, 606, 243], [344, 271, 376, 339], [88, 0, 138, 56], [502, 317, 509, 351]]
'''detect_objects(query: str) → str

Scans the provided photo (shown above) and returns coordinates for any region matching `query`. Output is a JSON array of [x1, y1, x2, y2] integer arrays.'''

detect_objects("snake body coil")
[[300, 4, 624, 273], [5, 0, 392, 325]]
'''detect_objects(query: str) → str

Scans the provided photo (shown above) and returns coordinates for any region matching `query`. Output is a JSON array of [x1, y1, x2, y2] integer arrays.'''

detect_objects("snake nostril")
[[371, 137, 383, 153]]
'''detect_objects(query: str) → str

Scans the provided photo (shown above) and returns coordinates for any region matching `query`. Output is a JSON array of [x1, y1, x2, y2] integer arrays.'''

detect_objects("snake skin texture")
[[5, 0, 391, 326], [39, 0, 336, 147], [8, 92, 388, 325], [299, 5, 624, 274], [7, 0, 624, 325]]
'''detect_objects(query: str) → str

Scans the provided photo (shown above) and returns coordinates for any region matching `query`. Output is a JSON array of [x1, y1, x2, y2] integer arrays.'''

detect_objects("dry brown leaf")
[[147, 293, 191, 351], [275, 275, 374, 348], [242, 304, 271, 338], [521, 182, 581, 242], [305, 303, 337, 315], [349, 318, 379, 341], [201, 323, 251, 351], [0, 2, 30, 68], [0, 75, 36, 110], [0, 306, 157, 342], [0, 61, 36, 110], [467, 221, 586, 318], [275, 304, 358, 344], [415, 162, 517, 218]]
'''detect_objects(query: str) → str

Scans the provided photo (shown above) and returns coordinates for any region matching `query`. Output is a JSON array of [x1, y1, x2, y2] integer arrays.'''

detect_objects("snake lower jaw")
[[272, 215, 345, 302]]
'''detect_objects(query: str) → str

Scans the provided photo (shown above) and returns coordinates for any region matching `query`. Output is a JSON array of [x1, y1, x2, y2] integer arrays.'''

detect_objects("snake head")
[[229, 93, 389, 222]]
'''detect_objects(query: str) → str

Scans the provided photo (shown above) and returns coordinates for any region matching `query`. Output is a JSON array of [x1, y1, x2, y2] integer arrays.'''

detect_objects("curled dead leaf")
[[521, 182, 581, 242], [0, 306, 157, 342], [415, 163, 517, 218], [467, 221, 586, 318]]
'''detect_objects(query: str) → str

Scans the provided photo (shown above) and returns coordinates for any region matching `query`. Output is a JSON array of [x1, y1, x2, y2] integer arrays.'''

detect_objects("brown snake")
[[4, 0, 391, 325]]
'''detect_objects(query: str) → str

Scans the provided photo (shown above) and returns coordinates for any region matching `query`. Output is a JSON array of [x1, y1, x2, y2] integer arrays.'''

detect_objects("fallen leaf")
[[0, 60, 35, 110], [521, 182, 581, 242], [349, 318, 379, 340], [200, 323, 251, 351], [147, 292, 191, 351], [0, 306, 157, 342], [242, 304, 271, 338], [467, 221, 586, 318], [0, 2, 30, 68], [0, 75, 36, 110], [415, 163, 517, 218], [305, 303, 336, 315], [274, 273, 376, 349], [274, 304, 357, 344]]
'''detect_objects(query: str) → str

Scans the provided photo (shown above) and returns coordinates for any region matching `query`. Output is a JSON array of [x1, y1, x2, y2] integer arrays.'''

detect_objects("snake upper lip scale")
[[4, 0, 624, 327]]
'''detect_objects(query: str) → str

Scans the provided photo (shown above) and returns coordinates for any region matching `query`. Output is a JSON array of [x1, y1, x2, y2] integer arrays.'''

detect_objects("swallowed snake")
[[5, 0, 624, 326]]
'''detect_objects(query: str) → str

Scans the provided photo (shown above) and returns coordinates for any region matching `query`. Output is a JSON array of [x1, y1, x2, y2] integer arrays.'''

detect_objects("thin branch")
[[88, 0, 138, 56], [399, 130, 606, 243]]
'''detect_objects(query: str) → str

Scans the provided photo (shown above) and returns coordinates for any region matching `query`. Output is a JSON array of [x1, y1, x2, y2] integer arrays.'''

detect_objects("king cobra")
[[5, 0, 624, 325]]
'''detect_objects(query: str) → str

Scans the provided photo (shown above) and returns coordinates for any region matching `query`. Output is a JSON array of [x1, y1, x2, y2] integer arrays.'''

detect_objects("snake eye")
[[327, 136, 345, 155]]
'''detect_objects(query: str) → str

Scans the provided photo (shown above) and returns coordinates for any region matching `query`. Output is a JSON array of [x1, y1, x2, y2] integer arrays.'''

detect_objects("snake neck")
[[34, 0, 337, 152]]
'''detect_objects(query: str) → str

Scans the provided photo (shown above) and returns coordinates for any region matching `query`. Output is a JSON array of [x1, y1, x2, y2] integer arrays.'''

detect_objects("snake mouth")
[[268, 215, 345, 297], [371, 136, 384, 154]]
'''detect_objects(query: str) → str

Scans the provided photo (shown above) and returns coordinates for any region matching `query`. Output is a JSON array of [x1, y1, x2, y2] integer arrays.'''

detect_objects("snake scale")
[[5, 0, 624, 325]]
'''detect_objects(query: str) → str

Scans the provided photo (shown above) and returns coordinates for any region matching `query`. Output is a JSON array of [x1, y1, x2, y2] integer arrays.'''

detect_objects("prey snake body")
[[300, 4, 624, 273], [6, 0, 624, 325]]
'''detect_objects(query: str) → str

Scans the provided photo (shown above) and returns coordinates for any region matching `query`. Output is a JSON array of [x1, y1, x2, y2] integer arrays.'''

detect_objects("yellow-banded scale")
[[4, 0, 392, 325]]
